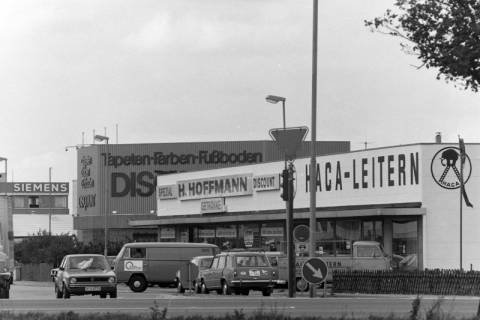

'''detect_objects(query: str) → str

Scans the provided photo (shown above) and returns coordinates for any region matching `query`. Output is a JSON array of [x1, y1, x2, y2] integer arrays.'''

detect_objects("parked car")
[[264, 251, 287, 288], [195, 251, 275, 296], [53, 254, 117, 299], [0, 252, 11, 299], [114, 242, 219, 292], [175, 255, 213, 293]]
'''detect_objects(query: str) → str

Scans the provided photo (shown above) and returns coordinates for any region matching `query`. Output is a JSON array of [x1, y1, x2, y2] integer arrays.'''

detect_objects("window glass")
[[217, 256, 226, 269], [257, 255, 269, 267], [211, 257, 219, 269], [316, 220, 335, 255], [28, 196, 40, 208], [13, 197, 25, 208], [130, 247, 146, 259], [54, 196, 67, 208], [226, 256, 233, 268], [357, 246, 375, 257], [392, 219, 418, 271]]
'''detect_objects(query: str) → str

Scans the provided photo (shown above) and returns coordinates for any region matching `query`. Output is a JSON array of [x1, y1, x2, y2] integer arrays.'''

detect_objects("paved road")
[[1, 282, 480, 318]]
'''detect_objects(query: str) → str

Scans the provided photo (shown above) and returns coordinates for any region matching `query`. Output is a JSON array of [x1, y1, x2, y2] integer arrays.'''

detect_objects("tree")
[[365, 0, 480, 92]]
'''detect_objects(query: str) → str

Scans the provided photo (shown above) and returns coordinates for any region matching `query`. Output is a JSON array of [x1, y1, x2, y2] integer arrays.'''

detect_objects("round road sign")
[[293, 225, 309, 242], [301, 257, 328, 284]]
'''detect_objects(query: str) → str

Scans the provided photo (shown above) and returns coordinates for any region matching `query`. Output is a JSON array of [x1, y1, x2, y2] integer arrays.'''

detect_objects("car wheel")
[[200, 282, 209, 294], [0, 287, 7, 299], [62, 283, 70, 299], [241, 289, 249, 296], [55, 285, 62, 299], [110, 289, 117, 298], [221, 281, 231, 295], [194, 281, 201, 294], [129, 275, 148, 293], [176, 281, 185, 294], [261, 287, 272, 296]]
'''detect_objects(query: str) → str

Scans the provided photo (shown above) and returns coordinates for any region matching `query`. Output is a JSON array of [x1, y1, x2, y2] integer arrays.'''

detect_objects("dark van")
[[114, 242, 219, 292]]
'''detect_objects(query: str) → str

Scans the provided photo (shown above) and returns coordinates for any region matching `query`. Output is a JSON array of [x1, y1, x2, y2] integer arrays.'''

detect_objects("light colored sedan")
[[54, 254, 117, 299]]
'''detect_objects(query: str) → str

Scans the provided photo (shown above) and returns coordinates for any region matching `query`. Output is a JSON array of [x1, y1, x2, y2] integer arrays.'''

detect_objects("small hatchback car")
[[195, 251, 275, 296], [54, 254, 117, 299]]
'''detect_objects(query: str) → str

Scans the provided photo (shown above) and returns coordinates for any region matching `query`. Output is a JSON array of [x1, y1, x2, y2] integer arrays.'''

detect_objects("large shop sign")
[[158, 173, 280, 201]]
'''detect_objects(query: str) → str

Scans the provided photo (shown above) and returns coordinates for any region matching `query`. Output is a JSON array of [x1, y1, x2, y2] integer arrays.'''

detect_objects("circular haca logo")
[[431, 147, 472, 189]]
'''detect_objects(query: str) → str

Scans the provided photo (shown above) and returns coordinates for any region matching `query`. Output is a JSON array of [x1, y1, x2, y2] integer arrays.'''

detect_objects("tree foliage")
[[365, 0, 480, 92]]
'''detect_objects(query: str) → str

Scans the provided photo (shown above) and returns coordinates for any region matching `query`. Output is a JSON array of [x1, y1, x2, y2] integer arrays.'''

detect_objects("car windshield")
[[236, 255, 269, 267], [68, 256, 109, 270]]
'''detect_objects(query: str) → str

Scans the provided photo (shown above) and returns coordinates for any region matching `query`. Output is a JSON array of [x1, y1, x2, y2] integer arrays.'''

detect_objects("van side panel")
[[146, 248, 182, 283]]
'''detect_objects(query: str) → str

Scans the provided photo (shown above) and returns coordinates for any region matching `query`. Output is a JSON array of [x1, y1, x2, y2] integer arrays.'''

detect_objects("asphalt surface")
[[1, 281, 480, 318]]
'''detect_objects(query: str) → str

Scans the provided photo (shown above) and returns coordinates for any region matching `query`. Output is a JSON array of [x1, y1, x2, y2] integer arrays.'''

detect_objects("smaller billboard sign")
[[200, 197, 226, 214], [157, 184, 178, 200], [253, 174, 280, 192]]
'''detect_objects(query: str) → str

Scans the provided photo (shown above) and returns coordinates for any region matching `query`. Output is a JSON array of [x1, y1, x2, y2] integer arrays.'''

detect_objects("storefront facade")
[[73, 140, 350, 243], [132, 143, 480, 270]]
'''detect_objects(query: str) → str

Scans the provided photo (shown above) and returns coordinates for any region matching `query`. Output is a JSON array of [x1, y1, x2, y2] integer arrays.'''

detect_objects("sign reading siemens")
[[177, 174, 253, 200], [13, 182, 69, 194]]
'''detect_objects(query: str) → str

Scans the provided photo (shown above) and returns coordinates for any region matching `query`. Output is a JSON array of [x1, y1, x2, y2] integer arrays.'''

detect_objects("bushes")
[[14, 231, 128, 267]]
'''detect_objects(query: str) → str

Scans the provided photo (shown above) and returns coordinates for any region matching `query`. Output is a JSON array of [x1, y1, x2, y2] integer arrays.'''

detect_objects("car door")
[[55, 257, 67, 288], [210, 255, 226, 289], [203, 256, 219, 288]]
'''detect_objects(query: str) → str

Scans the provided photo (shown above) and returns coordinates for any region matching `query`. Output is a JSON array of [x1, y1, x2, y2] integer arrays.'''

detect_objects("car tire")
[[200, 282, 209, 294], [221, 281, 231, 295], [110, 289, 117, 298], [129, 275, 148, 293], [55, 285, 62, 299], [0, 287, 7, 299], [62, 283, 70, 299], [100, 293, 107, 299], [194, 281, 201, 294], [241, 289, 249, 296], [261, 287, 272, 296]]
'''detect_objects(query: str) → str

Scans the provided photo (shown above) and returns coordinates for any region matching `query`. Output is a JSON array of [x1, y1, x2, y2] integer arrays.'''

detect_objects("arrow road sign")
[[301, 257, 328, 284]]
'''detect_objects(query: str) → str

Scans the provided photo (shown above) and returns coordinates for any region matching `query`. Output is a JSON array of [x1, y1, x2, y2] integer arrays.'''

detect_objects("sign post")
[[301, 257, 328, 297], [270, 126, 308, 298]]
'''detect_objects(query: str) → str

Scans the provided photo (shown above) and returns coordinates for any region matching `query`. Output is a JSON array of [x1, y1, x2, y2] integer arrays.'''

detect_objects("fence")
[[333, 269, 480, 296], [17, 263, 52, 281]]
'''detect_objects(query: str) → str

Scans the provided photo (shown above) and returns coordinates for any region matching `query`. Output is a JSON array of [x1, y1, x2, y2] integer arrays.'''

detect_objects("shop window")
[[54, 196, 67, 208], [238, 224, 260, 249], [215, 225, 237, 250], [193, 226, 216, 245], [335, 220, 361, 255], [260, 222, 284, 252], [392, 219, 418, 271], [28, 196, 40, 208], [316, 220, 335, 256], [362, 220, 383, 244], [13, 197, 25, 209]]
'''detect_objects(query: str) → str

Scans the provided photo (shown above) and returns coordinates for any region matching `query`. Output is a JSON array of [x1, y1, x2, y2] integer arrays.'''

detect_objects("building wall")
[[74, 140, 350, 242], [152, 143, 480, 270], [421, 144, 480, 270]]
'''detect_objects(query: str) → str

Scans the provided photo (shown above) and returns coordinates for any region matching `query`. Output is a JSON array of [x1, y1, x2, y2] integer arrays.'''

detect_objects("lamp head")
[[94, 134, 109, 143], [265, 95, 286, 104]]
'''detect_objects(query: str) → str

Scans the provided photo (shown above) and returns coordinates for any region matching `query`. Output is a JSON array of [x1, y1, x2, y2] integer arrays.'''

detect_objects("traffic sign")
[[269, 126, 309, 161], [301, 257, 328, 284], [293, 225, 309, 242]]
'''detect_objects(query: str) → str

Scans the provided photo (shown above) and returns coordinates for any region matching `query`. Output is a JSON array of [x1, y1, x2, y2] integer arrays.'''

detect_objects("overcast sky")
[[1, 0, 478, 183]]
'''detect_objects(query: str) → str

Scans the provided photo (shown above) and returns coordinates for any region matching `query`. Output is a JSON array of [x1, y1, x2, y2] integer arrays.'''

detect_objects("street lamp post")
[[49, 167, 52, 236], [94, 135, 110, 256]]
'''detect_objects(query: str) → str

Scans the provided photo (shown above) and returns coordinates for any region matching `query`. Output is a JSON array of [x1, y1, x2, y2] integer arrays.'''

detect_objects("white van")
[[114, 242, 220, 292]]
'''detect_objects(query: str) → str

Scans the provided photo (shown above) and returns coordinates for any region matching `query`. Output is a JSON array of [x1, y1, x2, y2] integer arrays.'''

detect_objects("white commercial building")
[[131, 143, 479, 271]]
